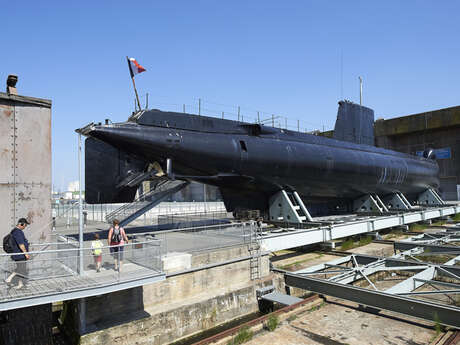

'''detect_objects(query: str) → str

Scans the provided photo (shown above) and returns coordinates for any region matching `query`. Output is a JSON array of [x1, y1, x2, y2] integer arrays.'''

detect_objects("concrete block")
[[162, 252, 192, 273]]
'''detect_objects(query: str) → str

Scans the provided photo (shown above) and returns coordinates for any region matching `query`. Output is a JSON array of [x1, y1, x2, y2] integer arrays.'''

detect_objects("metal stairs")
[[105, 178, 189, 227]]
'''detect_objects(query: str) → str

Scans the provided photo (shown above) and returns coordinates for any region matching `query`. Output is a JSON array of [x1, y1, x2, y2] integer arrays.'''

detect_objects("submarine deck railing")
[[0, 239, 165, 311]]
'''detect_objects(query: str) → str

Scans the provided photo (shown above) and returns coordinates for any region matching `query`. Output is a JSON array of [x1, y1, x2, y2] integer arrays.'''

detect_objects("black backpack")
[[111, 227, 122, 243], [3, 232, 15, 253]]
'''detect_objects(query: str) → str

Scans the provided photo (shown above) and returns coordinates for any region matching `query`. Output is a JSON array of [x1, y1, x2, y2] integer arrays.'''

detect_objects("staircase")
[[106, 178, 189, 227]]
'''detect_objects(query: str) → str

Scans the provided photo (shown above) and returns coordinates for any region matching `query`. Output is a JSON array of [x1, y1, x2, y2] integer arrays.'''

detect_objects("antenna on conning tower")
[[359, 76, 363, 105]]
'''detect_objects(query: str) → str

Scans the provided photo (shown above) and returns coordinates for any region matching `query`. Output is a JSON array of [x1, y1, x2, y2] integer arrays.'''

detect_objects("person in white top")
[[107, 219, 129, 272]]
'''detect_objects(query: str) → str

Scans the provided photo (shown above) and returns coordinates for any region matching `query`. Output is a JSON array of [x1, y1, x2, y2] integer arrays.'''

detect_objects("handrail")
[[105, 178, 181, 220], [0, 239, 161, 257], [129, 221, 252, 237]]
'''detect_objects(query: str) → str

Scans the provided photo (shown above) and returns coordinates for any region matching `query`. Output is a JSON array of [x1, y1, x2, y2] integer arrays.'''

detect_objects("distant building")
[[67, 180, 80, 192]]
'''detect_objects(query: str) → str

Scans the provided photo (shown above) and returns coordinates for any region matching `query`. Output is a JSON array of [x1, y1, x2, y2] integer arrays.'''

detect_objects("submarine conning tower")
[[333, 100, 375, 146]]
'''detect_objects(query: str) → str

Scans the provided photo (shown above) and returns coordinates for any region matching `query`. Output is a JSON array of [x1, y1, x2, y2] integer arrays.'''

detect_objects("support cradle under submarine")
[[77, 101, 442, 222]]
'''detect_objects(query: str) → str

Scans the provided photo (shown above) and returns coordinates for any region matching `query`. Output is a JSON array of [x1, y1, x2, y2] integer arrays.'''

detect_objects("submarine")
[[77, 101, 440, 217]]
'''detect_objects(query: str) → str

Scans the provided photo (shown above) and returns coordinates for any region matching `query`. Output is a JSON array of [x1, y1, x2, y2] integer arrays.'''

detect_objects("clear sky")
[[1, 1, 459, 191]]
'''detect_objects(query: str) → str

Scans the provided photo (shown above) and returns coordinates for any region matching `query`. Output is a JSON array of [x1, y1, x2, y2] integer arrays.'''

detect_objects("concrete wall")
[[79, 282, 274, 345], [0, 93, 52, 243], [66, 245, 273, 344], [375, 106, 460, 200]]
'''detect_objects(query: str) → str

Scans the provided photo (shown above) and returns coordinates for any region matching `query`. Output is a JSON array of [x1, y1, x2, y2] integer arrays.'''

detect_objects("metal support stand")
[[269, 190, 313, 223], [384, 192, 412, 210], [78, 298, 86, 335], [417, 188, 445, 206], [353, 194, 388, 213]]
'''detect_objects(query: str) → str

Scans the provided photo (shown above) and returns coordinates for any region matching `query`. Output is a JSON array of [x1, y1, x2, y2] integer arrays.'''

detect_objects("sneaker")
[[13, 283, 24, 290]]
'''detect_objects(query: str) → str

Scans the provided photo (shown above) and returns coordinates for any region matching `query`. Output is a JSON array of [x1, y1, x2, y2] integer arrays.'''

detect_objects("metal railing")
[[130, 221, 254, 256], [105, 179, 189, 225], [0, 238, 162, 302], [157, 210, 232, 228], [145, 97, 327, 134], [51, 201, 227, 229]]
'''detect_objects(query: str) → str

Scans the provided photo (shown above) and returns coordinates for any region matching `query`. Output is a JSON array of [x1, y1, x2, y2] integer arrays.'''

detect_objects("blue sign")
[[415, 147, 451, 159]]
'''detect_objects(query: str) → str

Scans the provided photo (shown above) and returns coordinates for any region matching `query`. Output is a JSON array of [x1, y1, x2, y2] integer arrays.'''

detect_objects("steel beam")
[[394, 242, 460, 254], [261, 205, 460, 252], [385, 267, 435, 294], [444, 255, 460, 266], [284, 273, 460, 328], [413, 278, 460, 290], [397, 290, 460, 296]]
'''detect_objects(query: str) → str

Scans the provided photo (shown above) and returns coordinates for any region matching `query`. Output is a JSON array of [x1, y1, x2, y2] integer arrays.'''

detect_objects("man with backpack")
[[5, 218, 30, 289], [107, 219, 129, 272]]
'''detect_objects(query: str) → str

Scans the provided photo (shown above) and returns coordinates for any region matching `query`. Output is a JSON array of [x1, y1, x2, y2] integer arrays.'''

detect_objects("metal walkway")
[[0, 239, 165, 311], [0, 221, 255, 312], [260, 204, 460, 252]]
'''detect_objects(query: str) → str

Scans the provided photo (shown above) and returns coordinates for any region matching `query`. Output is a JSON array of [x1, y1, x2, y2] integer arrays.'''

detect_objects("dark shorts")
[[15, 260, 28, 281], [110, 243, 124, 260]]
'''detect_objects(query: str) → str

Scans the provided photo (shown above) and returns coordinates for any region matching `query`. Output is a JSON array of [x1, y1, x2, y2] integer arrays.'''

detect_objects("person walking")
[[5, 218, 30, 289], [107, 219, 128, 272], [91, 233, 103, 272]]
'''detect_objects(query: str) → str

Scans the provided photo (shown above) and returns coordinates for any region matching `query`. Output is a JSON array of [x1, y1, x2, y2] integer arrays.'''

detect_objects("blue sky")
[[1, 1, 459, 191]]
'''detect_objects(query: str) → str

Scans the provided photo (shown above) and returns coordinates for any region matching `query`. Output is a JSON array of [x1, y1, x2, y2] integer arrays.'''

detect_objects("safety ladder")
[[248, 223, 262, 280]]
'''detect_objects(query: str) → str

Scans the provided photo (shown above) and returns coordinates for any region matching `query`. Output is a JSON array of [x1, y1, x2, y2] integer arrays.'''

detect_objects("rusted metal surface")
[[444, 331, 460, 345], [191, 294, 319, 345], [0, 92, 52, 108], [0, 94, 52, 244]]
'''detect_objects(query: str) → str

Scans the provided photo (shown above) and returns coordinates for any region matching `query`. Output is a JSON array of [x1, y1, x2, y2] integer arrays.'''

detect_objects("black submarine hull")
[[80, 104, 439, 215]]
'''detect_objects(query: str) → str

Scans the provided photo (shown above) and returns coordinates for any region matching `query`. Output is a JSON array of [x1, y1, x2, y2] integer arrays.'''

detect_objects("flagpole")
[[127, 56, 142, 111], [131, 77, 141, 111]]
